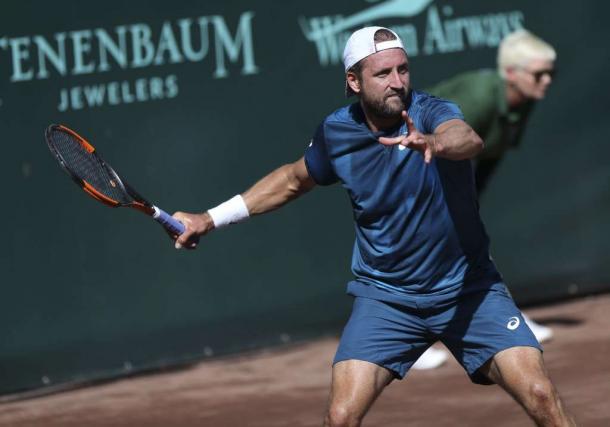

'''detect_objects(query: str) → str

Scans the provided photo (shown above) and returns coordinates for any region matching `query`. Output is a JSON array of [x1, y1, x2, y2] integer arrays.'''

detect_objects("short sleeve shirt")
[[305, 90, 501, 304]]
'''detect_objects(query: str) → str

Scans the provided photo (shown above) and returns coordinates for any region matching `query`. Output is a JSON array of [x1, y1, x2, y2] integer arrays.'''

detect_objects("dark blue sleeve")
[[419, 96, 464, 134], [304, 122, 339, 186]]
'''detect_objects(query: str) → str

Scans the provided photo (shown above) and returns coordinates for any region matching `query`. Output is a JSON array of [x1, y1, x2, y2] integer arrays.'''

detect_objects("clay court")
[[1, 293, 608, 426]]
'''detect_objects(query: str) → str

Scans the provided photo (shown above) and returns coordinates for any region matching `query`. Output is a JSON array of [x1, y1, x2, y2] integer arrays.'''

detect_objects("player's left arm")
[[429, 117, 484, 161], [379, 111, 483, 163]]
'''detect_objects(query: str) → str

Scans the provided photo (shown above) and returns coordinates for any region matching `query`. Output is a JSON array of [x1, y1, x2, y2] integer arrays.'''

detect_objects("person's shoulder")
[[313, 103, 363, 144], [410, 90, 464, 130], [320, 103, 366, 138], [324, 102, 361, 125], [433, 70, 504, 117], [459, 69, 502, 108], [411, 89, 458, 109], [467, 69, 502, 89], [412, 89, 443, 102]]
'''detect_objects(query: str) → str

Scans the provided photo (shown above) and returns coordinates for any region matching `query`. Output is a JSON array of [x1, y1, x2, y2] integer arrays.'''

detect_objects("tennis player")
[[173, 27, 575, 427]]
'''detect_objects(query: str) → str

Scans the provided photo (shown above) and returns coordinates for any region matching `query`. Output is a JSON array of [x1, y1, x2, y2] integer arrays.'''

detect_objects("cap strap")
[[375, 40, 403, 52]]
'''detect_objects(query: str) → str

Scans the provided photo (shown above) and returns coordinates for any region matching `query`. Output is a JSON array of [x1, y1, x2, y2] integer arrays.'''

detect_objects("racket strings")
[[49, 130, 133, 205]]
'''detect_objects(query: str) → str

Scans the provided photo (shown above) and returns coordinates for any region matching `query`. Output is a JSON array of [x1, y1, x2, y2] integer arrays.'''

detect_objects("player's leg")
[[326, 296, 430, 426], [324, 359, 394, 427], [478, 346, 576, 426], [438, 282, 574, 425]]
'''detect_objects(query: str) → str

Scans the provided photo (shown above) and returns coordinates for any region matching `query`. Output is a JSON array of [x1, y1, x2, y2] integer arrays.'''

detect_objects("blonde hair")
[[497, 29, 556, 78]]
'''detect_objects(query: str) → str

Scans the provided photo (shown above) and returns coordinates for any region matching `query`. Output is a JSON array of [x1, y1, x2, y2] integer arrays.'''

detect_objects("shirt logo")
[[507, 316, 520, 330], [397, 130, 409, 151]]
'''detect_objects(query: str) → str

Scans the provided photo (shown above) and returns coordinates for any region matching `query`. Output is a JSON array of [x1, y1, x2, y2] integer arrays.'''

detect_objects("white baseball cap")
[[343, 26, 405, 96]]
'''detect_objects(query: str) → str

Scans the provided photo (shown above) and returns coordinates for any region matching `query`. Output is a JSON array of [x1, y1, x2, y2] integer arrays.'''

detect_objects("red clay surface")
[[1, 294, 609, 426]]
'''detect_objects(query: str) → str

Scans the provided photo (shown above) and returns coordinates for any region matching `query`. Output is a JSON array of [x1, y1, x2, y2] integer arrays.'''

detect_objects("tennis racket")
[[45, 124, 185, 236]]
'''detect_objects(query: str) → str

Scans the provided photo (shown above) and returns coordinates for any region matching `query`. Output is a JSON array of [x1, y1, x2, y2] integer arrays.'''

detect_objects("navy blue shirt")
[[304, 90, 501, 305]]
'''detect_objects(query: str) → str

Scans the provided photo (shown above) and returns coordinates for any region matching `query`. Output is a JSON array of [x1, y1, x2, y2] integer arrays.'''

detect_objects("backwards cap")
[[342, 26, 405, 96]]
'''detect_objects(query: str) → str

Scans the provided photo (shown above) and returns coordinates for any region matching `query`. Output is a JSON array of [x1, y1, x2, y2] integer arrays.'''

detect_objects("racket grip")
[[152, 206, 185, 235]]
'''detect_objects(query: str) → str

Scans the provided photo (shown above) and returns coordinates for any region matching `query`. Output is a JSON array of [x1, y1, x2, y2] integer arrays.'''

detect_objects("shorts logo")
[[507, 316, 520, 330]]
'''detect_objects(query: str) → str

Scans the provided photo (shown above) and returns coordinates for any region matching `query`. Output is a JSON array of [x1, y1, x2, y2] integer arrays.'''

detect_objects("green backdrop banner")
[[1, 0, 608, 396]]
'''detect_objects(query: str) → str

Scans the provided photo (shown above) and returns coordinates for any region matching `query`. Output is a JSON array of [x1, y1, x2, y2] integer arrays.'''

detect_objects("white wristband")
[[207, 195, 250, 228]]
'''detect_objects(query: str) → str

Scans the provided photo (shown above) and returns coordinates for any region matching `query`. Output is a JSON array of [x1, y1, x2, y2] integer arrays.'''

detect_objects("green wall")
[[1, 0, 608, 396]]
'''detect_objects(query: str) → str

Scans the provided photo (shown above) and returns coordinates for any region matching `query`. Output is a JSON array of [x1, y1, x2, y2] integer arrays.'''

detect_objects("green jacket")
[[426, 69, 534, 194]]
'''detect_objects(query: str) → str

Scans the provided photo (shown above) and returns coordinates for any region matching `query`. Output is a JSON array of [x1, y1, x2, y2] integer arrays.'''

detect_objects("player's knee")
[[528, 379, 556, 409], [325, 403, 362, 427]]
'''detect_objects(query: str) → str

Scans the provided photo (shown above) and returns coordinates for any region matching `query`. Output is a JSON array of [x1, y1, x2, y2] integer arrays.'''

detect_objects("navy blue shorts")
[[334, 282, 542, 384]]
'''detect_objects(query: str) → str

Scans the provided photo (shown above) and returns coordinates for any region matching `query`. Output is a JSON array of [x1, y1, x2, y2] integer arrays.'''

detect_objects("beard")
[[361, 87, 410, 118]]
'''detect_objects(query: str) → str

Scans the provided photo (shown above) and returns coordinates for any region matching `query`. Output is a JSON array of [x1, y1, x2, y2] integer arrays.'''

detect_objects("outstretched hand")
[[378, 111, 437, 164], [170, 211, 215, 249]]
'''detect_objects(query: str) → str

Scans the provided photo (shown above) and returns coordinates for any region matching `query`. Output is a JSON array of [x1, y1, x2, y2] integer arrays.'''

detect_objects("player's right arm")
[[243, 157, 316, 215], [172, 157, 316, 249]]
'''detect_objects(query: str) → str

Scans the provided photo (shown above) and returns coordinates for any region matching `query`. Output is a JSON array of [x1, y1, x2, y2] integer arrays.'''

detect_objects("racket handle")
[[152, 206, 185, 235]]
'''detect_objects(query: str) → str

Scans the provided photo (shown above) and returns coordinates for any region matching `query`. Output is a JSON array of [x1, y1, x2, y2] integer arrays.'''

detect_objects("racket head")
[[45, 124, 153, 214]]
